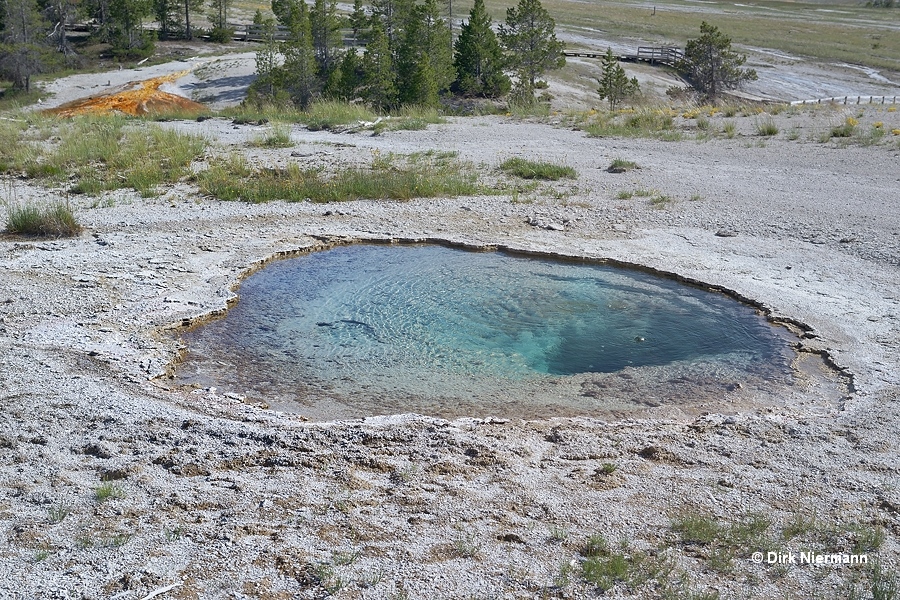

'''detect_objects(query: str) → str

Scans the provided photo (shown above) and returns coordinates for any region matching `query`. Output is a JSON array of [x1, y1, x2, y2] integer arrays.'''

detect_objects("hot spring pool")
[[173, 244, 797, 419]]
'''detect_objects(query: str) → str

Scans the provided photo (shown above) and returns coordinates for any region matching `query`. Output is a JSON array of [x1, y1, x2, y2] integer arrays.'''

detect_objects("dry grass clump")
[[5, 201, 82, 237]]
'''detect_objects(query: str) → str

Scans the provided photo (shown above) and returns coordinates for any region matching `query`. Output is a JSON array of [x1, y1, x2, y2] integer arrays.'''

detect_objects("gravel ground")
[[2, 97, 900, 598]]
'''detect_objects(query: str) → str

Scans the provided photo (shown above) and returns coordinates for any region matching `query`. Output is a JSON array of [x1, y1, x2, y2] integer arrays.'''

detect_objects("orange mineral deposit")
[[46, 70, 207, 117]]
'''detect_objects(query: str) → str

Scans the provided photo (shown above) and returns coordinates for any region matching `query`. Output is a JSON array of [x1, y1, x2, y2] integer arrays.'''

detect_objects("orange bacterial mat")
[[46, 70, 207, 117]]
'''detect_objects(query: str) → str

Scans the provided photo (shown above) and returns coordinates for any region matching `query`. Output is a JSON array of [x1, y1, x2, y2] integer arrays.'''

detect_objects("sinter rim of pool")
[[164, 239, 848, 421]]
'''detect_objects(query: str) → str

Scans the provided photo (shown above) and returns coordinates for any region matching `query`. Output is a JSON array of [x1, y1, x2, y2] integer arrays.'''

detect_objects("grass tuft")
[[249, 122, 293, 147], [304, 100, 378, 131], [5, 201, 82, 237], [607, 157, 639, 173], [499, 157, 576, 180], [197, 152, 483, 203], [95, 483, 126, 503], [755, 118, 779, 136]]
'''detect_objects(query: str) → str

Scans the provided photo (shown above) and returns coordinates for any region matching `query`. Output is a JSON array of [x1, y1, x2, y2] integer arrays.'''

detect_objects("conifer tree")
[[252, 9, 279, 98], [336, 48, 363, 99], [452, 0, 509, 97], [361, 21, 396, 110], [279, 0, 319, 108], [498, 0, 564, 98], [369, 0, 412, 48], [208, 0, 232, 41], [108, 0, 154, 57], [678, 22, 756, 102], [0, 0, 49, 91], [596, 47, 639, 109], [349, 0, 368, 45], [396, 0, 452, 106], [310, 0, 343, 77]]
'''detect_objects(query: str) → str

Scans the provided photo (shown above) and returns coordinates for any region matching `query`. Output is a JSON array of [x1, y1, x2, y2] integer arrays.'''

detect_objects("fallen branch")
[[139, 582, 183, 600]]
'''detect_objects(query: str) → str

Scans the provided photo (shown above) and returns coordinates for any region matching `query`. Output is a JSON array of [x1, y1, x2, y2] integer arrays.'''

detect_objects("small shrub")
[[871, 559, 900, 600], [672, 513, 722, 545], [607, 157, 638, 173], [755, 118, 779, 136], [599, 462, 618, 475], [581, 534, 610, 557], [48, 503, 72, 524], [722, 119, 736, 138], [250, 122, 293, 147], [499, 158, 576, 180], [696, 116, 710, 130], [830, 116, 858, 138], [615, 190, 634, 200], [787, 127, 801, 140], [95, 483, 125, 503], [6, 201, 82, 237], [452, 530, 481, 558], [650, 194, 674, 208]]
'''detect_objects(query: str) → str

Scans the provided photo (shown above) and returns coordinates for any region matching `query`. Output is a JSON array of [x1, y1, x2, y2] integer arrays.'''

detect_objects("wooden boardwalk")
[[564, 46, 684, 68]]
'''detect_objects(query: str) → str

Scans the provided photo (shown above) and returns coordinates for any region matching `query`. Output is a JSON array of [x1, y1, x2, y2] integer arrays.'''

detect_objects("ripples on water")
[[174, 244, 796, 419]]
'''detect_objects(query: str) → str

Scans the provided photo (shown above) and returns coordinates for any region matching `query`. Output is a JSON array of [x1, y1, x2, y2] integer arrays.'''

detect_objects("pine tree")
[[349, 0, 368, 45], [154, 0, 180, 39], [396, 0, 452, 106], [108, 0, 154, 58], [369, 0, 412, 49], [336, 48, 363, 99], [452, 0, 509, 97], [208, 0, 232, 41], [279, 0, 319, 108], [0, 0, 49, 91], [678, 22, 757, 102], [181, 0, 203, 39], [361, 21, 396, 110], [252, 9, 279, 98], [310, 0, 342, 78], [498, 0, 564, 98], [596, 47, 639, 109]]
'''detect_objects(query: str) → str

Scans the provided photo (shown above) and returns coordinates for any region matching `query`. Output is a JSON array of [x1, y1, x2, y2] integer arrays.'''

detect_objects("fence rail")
[[791, 95, 898, 106]]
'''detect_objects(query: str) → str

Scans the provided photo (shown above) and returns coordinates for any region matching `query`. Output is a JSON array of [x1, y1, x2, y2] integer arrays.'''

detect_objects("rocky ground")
[[3, 51, 900, 600]]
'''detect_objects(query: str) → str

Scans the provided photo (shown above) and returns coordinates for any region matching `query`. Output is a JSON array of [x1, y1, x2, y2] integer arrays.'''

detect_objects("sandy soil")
[[1, 97, 900, 598]]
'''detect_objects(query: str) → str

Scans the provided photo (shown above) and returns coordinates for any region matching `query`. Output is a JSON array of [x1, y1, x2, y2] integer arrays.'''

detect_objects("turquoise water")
[[175, 244, 795, 419]]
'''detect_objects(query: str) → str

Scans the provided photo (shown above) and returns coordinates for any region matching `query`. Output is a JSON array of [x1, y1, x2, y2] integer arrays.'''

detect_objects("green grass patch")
[[582, 108, 680, 141], [304, 100, 378, 131], [374, 105, 446, 134], [579, 535, 674, 593], [755, 118, 779, 136], [197, 152, 484, 203], [756, 118, 779, 137], [671, 510, 773, 574], [95, 483, 126, 503], [5, 201, 82, 237], [249, 122, 293, 147], [607, 157, 639, 173], [3, 115, 207, 197], [499, 157, 576, 180]]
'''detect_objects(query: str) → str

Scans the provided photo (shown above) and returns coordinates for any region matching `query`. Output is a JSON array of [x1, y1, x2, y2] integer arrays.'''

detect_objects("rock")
[[715, 229, 738, 237]]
